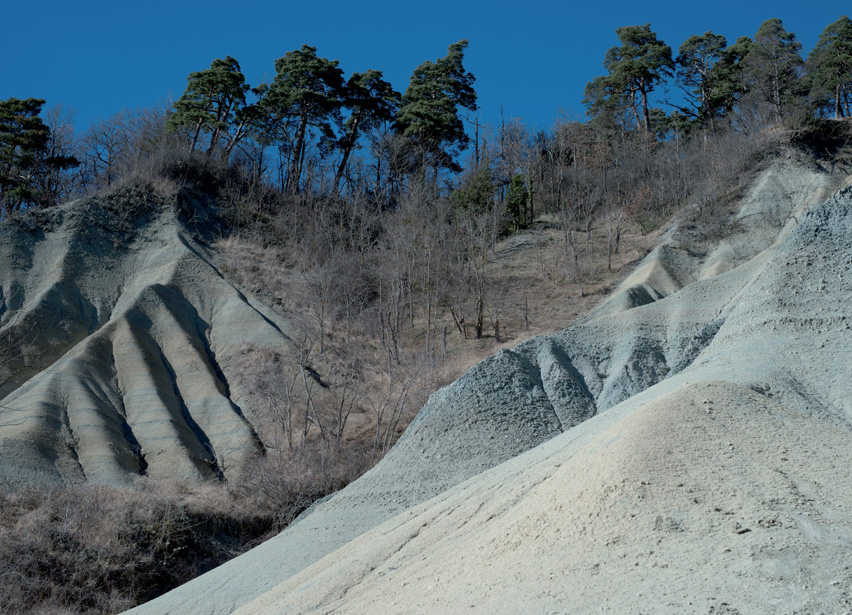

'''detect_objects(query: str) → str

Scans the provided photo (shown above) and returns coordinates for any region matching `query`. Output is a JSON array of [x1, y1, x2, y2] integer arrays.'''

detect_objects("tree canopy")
[[167, 56, 250, 156], [710, 36, 753, 122], [261, 45, 346, 193], [806, 15, 852, 118], [0, 97, 78, 214], [334, 70, 400, 195], [742, 18, 804, 123], [585, 24, 673, 133], [395, 40, 478, 173], [673, 31, 728, 128]]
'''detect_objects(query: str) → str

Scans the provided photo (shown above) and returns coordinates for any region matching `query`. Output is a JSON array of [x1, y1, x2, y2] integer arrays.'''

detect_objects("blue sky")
[[2, 0, 847, 133]]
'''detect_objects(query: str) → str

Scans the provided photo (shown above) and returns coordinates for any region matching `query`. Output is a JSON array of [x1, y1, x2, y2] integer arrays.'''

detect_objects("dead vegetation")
[[3, 113, 847, 615], [0, 464, 364, 615]]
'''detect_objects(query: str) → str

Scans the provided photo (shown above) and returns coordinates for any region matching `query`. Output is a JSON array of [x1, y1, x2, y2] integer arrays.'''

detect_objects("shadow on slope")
[[127, 155, 852, 614], [0, 187, 297, 486]]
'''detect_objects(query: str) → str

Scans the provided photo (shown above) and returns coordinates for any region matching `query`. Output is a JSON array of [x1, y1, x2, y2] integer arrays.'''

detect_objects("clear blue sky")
[[2, 0, 847, 133]]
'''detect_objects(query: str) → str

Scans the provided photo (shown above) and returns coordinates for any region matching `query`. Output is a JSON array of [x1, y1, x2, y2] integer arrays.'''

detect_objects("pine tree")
[[0, 98, 77, 214], [742, 18, 804, 123], [674, 31, 728, 129], [263, 45, 345, 193], [333, 70, 400, 196], [395, 40, 478, 174], [452, 158, 494, 213], [168, 56, 250, 156], [506, 174, 528, 231], [585, 24, 673, 133], [711, 36, 753, 121], [806, 16, 852, 119]]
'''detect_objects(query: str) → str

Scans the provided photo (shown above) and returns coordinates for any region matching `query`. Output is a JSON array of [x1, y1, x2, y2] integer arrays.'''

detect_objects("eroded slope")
[[0, 189, 297, 485], [128, 157, 852, 614], [225, 179, 852, 615]]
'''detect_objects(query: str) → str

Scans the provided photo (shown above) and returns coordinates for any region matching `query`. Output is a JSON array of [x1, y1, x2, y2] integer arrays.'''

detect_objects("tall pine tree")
[[742, 18, 804, 123], [711, 36, 753, 122], [674, 31, 728, 129], [395, 40, 478, 174], [168, 56, 250, 156], [807, 16, 852, 119], [262, 45, 345, 193], [0, 98, 77, 214], [333, 70, 400, 196], [585, 24, 673, 134]]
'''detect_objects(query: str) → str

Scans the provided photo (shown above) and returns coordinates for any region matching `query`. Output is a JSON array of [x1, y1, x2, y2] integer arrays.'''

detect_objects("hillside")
[[122, 150, 852, 614], [0, 188, 298, 485]]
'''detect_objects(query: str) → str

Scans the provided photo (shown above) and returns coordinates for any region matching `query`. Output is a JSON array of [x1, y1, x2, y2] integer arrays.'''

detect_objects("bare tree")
[[371, 358, 417, 456], [83, 111, 133, 189]]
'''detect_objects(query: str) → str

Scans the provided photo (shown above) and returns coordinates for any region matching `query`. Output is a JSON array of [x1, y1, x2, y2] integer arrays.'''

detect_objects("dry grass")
[[217, 210, 652, 452], [0, 193, 665, 615], [0, 453, 366, 615], [414, 219, 653, 388]]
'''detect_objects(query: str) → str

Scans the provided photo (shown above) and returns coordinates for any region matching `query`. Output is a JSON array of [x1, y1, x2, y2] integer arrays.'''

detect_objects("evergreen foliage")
[[806, 16, 852, 119], [452, 159, 493, 213], [711, 36, 753, 122], [0, 97, 78, 214], [261, 45, 346, 193], [585, 24, 674, 133], [674, 31, 728, 128], [741, 18, 804, 123], [395, 40, 478, 173], [506, 173, 528, 231], [334, 70, 400, 196], [167, 56, 251, 156]]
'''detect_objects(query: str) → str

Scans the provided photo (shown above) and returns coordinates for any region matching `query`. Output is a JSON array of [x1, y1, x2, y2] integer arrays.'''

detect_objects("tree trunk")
[[190, 117, 205, 154], [333, 115, 361, 196], [629, 89, 642, 132], [223, 120, 248, 158], [288, 112, 308, 193], [475, 290, 484, 339], [640, 83, 652, 134]]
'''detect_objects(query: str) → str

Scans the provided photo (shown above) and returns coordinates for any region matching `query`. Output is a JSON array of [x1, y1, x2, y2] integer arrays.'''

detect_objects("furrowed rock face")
[[0, 188, 296, 486], [128, 158, 852, 615]]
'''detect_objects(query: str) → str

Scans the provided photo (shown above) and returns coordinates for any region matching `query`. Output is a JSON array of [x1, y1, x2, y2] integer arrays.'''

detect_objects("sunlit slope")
[[128, 160, 852, 613], [0, 190, 297, 485], [233, 184, 852, 614]]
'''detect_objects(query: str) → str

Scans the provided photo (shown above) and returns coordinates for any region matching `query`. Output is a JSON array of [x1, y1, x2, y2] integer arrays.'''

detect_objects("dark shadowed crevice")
[[175, 233, 295, 344], [108, 340, 147, 476], [58, 400, 87, 482], [157, 347, 223, 481], [192, 313, 266, 452], [669, 318, 726, 375]]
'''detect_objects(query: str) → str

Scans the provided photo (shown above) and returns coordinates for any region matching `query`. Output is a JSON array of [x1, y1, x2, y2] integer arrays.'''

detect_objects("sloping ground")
[[233, 187, 852, 614], [0, 188, 297, 485], [589, 153, 844, 319], [237, 382, 852, 615], [128, 159, 852, 614]]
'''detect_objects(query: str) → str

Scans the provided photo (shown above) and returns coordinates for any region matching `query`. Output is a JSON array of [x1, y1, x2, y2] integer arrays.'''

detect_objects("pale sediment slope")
[[0, 188, 297, 485], [231, 185, 852, 614], [238, 381, 852, 615], [129, 159, 852, 614], [589, 154, 842, 318]]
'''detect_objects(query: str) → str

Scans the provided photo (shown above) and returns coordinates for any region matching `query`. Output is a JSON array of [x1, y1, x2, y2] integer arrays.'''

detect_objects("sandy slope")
[[0, 189, 297, 485], [238, 381, 852, 615], [227, 181, 852, 614], [127, 155, 852, 614], [590, 154, 840, 318]]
